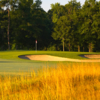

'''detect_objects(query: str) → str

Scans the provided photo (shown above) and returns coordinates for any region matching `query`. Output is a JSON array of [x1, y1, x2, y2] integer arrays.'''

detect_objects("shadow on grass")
[[79, 55, 88, 58], [18, 55, 30, 60]]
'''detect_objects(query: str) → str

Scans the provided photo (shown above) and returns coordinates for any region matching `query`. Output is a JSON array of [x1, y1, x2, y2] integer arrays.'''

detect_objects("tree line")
[[0, 0, 100, 52]]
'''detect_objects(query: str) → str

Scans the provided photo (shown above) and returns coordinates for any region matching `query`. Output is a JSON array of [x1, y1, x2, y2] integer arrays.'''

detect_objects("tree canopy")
[[0, 0, 100, 52]]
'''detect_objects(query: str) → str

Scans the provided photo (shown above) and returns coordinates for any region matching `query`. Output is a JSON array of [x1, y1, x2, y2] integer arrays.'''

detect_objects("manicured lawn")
[[0, 50, 100, 60], [0, 50, 100, 75], [0, 57, 55, 75]]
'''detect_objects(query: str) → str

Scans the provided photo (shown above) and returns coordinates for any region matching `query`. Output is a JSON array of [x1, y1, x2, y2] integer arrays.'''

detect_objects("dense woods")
[[0, 0, 100, 52]]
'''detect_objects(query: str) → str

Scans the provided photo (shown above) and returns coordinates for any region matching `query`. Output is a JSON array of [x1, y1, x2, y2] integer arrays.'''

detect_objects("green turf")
[[0, 57, 56, 75], [0, 50, 100, 60], [0, 50, 100, 75]]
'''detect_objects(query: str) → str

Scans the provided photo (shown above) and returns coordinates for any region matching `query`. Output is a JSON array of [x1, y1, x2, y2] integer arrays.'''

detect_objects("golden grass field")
[[0, 63, 100, 100]]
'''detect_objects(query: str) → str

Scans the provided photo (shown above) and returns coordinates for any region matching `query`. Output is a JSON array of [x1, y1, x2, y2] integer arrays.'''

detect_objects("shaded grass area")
[[0, 63, 100, 100]]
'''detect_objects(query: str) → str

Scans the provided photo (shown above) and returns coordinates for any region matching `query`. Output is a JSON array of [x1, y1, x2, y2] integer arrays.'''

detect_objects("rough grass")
[[0, 63, 100, 100]]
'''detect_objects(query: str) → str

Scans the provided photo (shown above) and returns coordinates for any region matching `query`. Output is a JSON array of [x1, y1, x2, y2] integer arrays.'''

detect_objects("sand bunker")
[[18, 55, 100, 62], [80, 54, 100, 58], [19, 55, 80, 62]]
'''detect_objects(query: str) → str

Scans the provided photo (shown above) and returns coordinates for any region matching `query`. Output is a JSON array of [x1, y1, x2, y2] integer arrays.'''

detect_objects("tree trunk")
[[7, 2, 10, 50], [69, 43, 70, 51], [78, 45, 80, 52], [63, 38, 64, 51], [91, 43, 92, 52], [89, 42, 93, 52], [89, 43, 91, 52], [83, 47, 84, 52]]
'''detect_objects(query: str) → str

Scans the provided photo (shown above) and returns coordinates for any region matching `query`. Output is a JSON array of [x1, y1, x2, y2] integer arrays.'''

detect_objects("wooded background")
[[0, 0, 100, 52]]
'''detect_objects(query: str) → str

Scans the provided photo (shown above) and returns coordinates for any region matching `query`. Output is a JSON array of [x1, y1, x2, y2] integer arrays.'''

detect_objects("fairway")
[[0, 58, 49, 74], [0, 58, 57, 75], [0, 50, 100, 75]]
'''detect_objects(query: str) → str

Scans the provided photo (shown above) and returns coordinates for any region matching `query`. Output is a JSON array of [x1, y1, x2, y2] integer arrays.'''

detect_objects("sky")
[[41, 0, 100, 12]]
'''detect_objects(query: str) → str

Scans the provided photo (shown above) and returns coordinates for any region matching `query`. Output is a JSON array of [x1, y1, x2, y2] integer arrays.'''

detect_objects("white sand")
[[83, 54, 100, 58], [19, 55, 100, 62], [25, 55, 80, 62]]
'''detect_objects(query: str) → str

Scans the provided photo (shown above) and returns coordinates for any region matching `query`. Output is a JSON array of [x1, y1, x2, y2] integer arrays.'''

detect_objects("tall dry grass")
[[0, 63, 100, 100]]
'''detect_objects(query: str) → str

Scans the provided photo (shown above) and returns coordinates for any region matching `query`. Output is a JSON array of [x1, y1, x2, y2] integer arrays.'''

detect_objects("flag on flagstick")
[[35, 40, 37, 43]]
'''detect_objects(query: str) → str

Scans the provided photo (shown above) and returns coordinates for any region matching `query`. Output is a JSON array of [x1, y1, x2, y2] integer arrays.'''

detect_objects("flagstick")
[[35, 40, 37, 52]]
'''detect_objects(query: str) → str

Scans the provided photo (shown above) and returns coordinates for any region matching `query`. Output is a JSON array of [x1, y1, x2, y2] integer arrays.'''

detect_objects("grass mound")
[[1, 63, 100, 100]]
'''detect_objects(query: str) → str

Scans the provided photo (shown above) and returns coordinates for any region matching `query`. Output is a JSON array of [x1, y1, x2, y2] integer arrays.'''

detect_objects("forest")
[[0, 0, 100, 52]]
